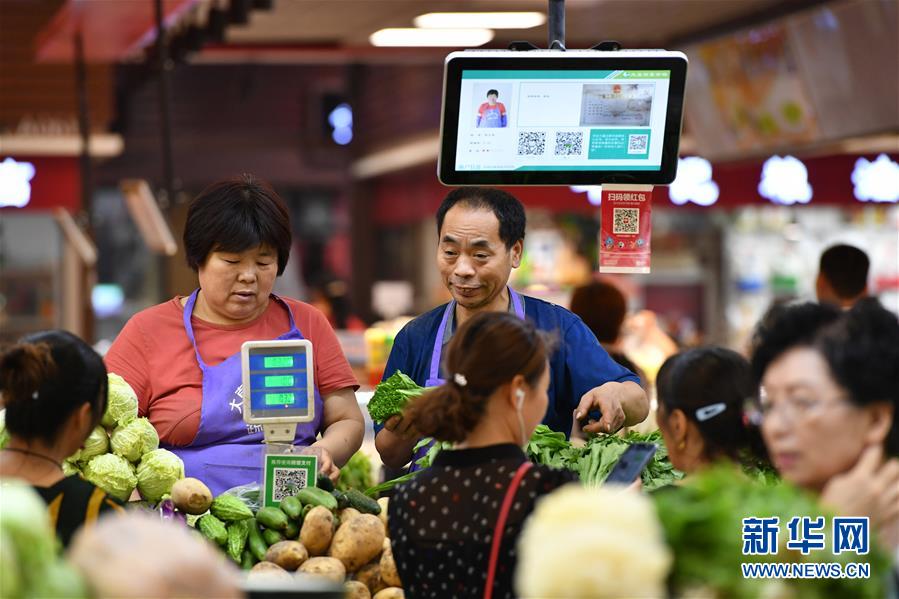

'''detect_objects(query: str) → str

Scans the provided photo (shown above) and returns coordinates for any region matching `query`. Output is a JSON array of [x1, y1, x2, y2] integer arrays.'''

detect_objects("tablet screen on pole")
[[439, 50, 688, 186]]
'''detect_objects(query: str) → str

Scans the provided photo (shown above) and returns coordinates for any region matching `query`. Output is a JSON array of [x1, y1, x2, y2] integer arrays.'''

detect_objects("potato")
[[264, 541, 308, 571], [297, 557, 346, 584], [345, 580, 372, 599], [377, 498, 389, 530], [338, 507, 362, 523], [379, 539, 401, 588], [329, 514, 385, 572], [354, 562, 386, 594], [299, 506, 334, 556], [373, 588, 404, 599], [248, 561, 292, 582], [170, 478, 213, 515]]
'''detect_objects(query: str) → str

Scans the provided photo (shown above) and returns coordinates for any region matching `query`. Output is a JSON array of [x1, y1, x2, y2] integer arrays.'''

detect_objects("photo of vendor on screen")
[[580, 83, 654, 127], [476, 88, 508, 128]]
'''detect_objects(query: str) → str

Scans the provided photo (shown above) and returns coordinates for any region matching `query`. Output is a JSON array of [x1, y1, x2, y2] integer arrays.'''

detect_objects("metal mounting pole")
[[548, 0, 566, 50], [154, 0, 175, 205]]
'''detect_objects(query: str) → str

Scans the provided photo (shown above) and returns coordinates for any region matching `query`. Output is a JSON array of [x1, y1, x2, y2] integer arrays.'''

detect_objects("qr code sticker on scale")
[[627, 134, 648, 154], [518, 131, 546, 155], [272, 467, 307, 501], [554, 131, 583, 156], [613, 208, 640, 234]]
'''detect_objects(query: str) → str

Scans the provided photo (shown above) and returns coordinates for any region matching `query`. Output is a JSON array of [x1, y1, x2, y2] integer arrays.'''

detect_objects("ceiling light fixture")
[[414, 12, 546, 30], [370, 28, 494, 47]]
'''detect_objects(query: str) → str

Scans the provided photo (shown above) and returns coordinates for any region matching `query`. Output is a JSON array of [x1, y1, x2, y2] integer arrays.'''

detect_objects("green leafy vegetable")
[[526, 425, 682, 491], [364, 437, 451, 497], [653, 464, 891, 599], [337, 451, 375, 492], [367, 371, 434, 424], [0, 410, 9, 450]]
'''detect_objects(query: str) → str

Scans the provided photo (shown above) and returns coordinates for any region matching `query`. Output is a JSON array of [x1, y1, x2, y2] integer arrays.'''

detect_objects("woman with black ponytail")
[[656, 346, 768, 475], [389, 311, 576, 598], [0, 330, 124, 546]]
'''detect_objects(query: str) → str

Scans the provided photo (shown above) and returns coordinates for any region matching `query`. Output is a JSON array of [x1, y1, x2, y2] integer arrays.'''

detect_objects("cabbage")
[[102, 373, 138, 429], [83, 453, 137, 501], [110, 418, 158, 463], [27, 561, 88, 599], [0, 530, 21, 599], [62, 459, 81, 477], [0, 480, 57, 588], [136, 449, 184, 503], [77, 426, 110, 465], [0, 409, 9, 449]]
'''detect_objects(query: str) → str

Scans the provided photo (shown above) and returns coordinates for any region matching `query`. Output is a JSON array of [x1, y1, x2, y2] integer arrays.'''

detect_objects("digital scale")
[[241, 339, 318, 505]]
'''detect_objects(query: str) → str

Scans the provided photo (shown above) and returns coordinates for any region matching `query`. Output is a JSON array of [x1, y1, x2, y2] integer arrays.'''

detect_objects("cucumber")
[[316, 475, 334, 492], [256, 506, 289, 531], [284, 519, 300, 540], [198, 514, 228, 546], [241, 549, 255, 571], [247, 520, 268, 561], [345, 488, 382, 515], [262, 528, 284, 546], [209, 495, 253, 522], [227, 520, 251, 563], [296, 487, 338, 511], [332, 490, 349, 510], [279, 496, 302, 520]]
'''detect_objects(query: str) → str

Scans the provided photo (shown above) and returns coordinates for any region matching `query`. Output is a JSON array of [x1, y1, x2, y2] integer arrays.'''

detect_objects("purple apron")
[[164, 289, 324, 496], [410, 287, 525, 471]]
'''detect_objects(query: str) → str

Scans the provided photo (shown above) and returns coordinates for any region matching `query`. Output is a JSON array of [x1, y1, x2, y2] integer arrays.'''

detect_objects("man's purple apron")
[[164, 290, 323, 496], [410, 288, 524, 471]]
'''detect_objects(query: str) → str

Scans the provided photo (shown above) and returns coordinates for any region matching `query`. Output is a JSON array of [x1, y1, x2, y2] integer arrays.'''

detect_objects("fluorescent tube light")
[[370, 28, 494, 47], [414, 12, 546, 29]]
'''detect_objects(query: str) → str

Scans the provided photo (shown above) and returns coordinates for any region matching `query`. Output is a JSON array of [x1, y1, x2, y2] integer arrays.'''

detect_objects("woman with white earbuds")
[[388, 311, 577, 598]]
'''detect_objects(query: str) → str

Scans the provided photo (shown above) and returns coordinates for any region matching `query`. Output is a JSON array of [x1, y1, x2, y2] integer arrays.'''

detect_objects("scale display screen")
[[246, 346, 312, 419]]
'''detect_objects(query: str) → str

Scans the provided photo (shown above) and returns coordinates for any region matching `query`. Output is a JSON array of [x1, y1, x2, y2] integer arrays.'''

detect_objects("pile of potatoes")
[[249, 499, 403, 599]]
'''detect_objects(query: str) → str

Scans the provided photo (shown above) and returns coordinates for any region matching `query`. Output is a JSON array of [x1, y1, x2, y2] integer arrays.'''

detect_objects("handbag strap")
[[484, 461, 533, 599]]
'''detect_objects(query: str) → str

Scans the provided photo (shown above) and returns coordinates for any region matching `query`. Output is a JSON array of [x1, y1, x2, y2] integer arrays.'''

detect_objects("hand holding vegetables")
[[574, 383, 628, 434], [382, 415, 418, 442]]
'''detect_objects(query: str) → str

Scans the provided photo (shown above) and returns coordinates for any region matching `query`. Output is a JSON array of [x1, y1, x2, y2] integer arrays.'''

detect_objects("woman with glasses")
[[656, 346, 768, 475], [750, 298, 899, 550]]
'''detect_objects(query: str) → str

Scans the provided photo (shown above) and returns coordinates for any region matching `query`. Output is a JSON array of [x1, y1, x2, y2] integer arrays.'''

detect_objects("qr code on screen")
[[272, 468, 307, 501], [613, 208, 640, 234], [518, 131, 546, 155], [554, 132, 583, 156], [627, 134, 649, 154]]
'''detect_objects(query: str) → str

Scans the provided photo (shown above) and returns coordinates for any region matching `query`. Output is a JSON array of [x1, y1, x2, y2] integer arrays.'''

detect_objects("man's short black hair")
[[436, 187, 526, 250], [184, 174, 292, 275], [486, 89, 499, 97], [819, 244, 869, 299]]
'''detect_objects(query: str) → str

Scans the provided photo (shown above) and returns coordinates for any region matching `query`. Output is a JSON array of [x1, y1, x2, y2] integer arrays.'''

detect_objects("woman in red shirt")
[[105, 175, 363, 495]]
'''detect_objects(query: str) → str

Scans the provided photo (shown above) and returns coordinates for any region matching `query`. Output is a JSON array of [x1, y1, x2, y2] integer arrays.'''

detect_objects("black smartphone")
[[605, 443, 658, 485]]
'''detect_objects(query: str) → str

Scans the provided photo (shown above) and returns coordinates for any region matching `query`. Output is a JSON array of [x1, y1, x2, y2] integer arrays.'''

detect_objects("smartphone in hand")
[[605, 443, 657, 485]]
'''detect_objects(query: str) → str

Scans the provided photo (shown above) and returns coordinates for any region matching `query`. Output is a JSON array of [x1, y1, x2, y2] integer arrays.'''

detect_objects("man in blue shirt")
[[375, 187, 648, 470]]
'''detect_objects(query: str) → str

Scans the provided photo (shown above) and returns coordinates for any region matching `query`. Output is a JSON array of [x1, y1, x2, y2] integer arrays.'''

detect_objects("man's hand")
[[573, 381, 648, 435], [383, 415, 419, 441]]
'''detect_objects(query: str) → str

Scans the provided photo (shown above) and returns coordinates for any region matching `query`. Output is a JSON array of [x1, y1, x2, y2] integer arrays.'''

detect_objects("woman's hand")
[[303, 445, 340, 483], [821, 445, 899, 540]]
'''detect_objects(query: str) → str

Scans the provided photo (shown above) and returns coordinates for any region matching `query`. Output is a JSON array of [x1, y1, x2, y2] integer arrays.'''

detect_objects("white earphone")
[[515, 388, 525, 410]]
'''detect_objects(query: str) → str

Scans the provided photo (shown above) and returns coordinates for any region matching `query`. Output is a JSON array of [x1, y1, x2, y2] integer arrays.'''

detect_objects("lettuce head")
[[110, 418, 159, 463], [136, 449, 184, 503], [0, 480, 57, 588], [0, 409, 9, 449], [103, 373, 138, 429], [83, 453, 137, 501], [77, 426, 110, 465]]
